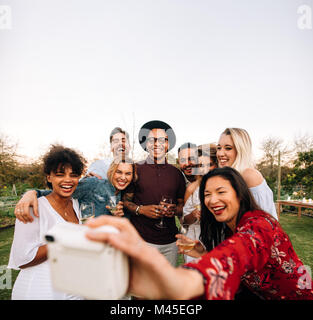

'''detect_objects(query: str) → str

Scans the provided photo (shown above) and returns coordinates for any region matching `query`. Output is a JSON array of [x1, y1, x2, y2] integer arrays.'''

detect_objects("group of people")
[[8, 120, 313, 300]]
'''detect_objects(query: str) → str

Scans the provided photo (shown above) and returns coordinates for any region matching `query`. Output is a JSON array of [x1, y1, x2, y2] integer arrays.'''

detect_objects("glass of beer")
[[107, 195, 118, 215], [177, 223, 196, 253], [80, 202, 95, 224]]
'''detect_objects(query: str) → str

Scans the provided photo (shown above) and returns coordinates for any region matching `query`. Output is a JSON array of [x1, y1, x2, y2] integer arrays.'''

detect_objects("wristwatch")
[[135, 205, 142, 216]]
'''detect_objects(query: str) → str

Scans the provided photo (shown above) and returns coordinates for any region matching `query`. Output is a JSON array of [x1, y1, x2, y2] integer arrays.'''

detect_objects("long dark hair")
[[199, 167, 261, 251]]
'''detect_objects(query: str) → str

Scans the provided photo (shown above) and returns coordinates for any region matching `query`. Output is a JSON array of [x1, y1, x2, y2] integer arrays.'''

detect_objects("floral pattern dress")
[[184, 210, 313, 300]]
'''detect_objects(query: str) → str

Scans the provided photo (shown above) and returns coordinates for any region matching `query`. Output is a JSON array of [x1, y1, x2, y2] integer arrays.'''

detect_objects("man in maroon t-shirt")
[[124, 120, 185, 266]]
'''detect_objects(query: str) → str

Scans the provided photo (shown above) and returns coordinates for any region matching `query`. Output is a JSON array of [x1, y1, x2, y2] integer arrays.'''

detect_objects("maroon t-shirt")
[[130, 160, 186, 245]]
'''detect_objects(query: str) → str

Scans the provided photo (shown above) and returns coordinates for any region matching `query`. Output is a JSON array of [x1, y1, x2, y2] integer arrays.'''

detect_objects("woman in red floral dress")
[[86, 167, 313, 300]]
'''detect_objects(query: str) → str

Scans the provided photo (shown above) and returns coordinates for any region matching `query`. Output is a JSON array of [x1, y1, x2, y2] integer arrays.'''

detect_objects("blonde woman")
[[216, 128, 278, 220], [74, 157, 136, 218]]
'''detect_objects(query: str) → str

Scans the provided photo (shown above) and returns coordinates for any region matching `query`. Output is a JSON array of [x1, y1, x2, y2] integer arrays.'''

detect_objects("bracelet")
[[135, 205, 142, 216]]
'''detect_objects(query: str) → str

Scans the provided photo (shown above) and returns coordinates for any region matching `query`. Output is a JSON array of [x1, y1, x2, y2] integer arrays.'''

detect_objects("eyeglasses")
[[146, 137, 168, 144]]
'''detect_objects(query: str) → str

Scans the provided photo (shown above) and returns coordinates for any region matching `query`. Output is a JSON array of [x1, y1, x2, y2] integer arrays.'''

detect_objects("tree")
[[259, 136, 290, 169], [0, 133, 19, 186], [293, 132, 313, 154], [293, 151, 313, 195], [258, 136, 294, 200], [0, 133, 46, 194]]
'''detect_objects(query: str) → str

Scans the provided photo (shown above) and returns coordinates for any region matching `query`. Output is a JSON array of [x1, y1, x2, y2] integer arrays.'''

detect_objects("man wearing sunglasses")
[[124, 120, 185, 267]]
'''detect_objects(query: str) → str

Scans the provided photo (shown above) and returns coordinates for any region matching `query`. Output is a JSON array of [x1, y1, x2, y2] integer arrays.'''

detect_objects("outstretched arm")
[[85, 215, 205, 299], [86, 213, 279, 300]]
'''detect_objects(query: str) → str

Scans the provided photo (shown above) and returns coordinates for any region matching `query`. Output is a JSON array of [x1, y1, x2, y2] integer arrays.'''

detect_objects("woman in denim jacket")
[[14, 158, 136, 222]]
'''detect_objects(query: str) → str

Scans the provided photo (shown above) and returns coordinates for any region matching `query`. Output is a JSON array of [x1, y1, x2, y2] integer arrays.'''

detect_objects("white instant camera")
[[45, 222, 129, 300]]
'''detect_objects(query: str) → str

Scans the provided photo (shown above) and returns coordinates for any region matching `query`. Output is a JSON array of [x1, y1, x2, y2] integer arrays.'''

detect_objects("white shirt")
[[249, 179, 278, 220], [86, 158, 113, 180], [183, 187, 201, 263], [8, 197, 82, 300]]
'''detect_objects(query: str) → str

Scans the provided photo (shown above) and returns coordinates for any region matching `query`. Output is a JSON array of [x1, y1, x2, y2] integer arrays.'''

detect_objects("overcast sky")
[[1, 0, 313, 164]]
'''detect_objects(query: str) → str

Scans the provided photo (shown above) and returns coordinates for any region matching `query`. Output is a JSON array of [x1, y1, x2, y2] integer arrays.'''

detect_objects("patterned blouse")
[[184, 210, 313, 300]]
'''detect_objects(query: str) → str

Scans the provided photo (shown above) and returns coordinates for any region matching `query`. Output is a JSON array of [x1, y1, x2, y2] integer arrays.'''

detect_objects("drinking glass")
[[155, 195, 173, 229], [107, 195, 118, 215], [80, 202, 95, 224], [177, 223, 196, 253]]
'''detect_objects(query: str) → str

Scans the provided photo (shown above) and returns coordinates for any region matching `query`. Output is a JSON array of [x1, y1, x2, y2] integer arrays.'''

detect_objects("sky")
[[1, 0, 313, 164]]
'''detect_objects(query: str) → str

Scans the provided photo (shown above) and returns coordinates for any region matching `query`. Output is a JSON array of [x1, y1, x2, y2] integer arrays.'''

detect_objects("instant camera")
[[45, 222, 129, 300]]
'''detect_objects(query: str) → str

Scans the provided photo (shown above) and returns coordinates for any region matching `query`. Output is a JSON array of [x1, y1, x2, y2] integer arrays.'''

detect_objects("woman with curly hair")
[[8, 145, 86, 299]]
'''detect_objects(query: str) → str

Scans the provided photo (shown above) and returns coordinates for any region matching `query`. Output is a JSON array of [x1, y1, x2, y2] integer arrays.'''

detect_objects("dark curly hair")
[[43, 145, 87, 189], [199, 167, 261, 251]]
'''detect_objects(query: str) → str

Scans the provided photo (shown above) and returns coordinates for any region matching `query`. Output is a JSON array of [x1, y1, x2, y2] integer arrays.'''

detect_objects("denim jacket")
[[37, 177, 124, 218]]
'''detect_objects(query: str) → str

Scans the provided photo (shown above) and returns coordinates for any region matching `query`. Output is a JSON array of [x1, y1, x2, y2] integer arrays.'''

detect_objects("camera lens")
[[45, 235, 55, 242]]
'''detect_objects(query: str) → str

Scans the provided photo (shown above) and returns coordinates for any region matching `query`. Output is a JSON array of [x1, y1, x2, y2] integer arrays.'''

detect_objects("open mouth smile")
[[219, 159, 229, 166], [60, 184, 74, 193], [116, 179, 128, 188], [211, 205, 226, 215]]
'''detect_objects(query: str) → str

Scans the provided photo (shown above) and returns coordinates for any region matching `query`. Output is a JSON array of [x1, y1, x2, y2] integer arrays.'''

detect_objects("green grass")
[[0, 227, 19, 300], [279, 213, 313, 268], [0, 207, 16, 228], [0, 213, 312, 300]]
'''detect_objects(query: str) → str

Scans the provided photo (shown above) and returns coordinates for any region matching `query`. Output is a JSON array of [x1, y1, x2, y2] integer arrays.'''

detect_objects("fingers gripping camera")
[[45, 222, 129, 300]]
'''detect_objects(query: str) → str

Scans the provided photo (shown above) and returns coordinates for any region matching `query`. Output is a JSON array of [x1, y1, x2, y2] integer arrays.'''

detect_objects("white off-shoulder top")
[[249, 179, 278, 220]]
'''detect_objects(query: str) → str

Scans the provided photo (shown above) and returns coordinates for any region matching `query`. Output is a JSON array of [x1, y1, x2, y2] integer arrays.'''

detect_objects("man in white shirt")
[[87, 127, 131, 179]]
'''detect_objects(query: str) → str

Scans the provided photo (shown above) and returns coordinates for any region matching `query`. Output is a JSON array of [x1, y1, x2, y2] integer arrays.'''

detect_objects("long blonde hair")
[[222, 128, 255, 174]]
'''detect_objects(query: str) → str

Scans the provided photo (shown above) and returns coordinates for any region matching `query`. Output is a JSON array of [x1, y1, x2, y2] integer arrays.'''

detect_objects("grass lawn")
[[0, 213, 312, 300], [0, 227, 19, 300], [278, 213, 313, 268]]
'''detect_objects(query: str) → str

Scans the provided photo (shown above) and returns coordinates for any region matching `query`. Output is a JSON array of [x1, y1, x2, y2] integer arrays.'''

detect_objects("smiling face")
[[111, 132, 130, 158], [146, 128, 169, 162], [204, 176, 240, 232], [47, 164, 80, 198], [198, 155, 217, 175], [216, 133, 237, 168], [111, 163, 133, 191], [178, 147, 198, 177]]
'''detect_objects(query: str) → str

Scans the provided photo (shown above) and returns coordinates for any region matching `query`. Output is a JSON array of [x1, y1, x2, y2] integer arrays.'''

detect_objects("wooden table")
[[276, 200, 313, 220]]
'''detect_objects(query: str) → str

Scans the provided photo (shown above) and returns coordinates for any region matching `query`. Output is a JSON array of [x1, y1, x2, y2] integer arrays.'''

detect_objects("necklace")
[[49, 195, 71, 217]]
